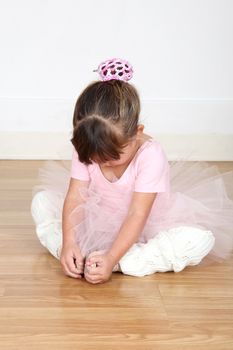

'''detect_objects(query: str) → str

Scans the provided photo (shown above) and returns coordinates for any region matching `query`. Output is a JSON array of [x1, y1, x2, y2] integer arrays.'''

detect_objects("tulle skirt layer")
[[32, 160, 233, 263]]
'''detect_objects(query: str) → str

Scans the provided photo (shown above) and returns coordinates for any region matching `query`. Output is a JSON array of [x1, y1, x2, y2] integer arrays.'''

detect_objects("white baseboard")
[[0, 131, 232, 161]]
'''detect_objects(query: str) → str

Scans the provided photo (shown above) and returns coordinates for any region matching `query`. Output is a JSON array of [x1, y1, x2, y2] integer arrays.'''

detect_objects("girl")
[[31, 58, 233, 284]]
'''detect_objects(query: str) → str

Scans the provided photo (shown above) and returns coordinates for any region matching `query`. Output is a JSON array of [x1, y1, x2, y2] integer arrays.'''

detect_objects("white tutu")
[[31, 159, 233, 264]]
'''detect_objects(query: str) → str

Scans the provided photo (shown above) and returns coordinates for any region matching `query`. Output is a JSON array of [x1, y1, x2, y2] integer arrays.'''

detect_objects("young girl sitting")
[[31, 58, 233, 284]]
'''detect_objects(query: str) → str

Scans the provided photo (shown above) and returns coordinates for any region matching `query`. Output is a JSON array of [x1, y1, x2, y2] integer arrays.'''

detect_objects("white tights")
[[31, 190, 215, 277]]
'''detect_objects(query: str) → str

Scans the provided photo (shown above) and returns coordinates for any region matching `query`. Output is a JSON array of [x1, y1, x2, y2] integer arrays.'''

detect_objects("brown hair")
[[70, 79, 141, 164]]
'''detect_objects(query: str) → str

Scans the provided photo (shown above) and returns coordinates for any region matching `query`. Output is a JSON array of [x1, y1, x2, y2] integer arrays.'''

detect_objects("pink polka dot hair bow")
[[93, 58, 134, 82]]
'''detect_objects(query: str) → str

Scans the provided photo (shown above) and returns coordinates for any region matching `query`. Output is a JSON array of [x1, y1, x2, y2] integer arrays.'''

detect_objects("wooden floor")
[[0, 160, 233, 350]]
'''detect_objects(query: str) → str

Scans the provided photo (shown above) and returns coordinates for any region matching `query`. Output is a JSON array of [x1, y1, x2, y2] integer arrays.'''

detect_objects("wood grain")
[[0, 160, 233, 350]]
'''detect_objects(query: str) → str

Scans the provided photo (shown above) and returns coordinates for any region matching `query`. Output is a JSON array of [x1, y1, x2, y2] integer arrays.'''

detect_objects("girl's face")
[[93, 125, 144, 168], [102, 139, 138, 167]]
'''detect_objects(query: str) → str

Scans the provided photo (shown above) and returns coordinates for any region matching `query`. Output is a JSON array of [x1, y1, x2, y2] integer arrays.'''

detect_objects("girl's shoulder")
[[133, 135, 170, 193], [133, 135, 169, 175], [136, 135, 166, 160]]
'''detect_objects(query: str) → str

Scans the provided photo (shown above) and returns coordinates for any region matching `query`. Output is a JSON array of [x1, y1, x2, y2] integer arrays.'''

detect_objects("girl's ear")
[[136, 124, 144, 136]]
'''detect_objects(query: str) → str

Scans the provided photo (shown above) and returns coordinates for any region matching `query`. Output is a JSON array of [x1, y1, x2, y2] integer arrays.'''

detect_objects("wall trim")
[[0, 132, 232, 161], [1, 97, 233, 134]]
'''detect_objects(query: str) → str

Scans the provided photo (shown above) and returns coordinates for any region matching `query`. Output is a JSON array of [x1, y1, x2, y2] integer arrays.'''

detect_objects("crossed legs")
[[31, 190, 215, 277]]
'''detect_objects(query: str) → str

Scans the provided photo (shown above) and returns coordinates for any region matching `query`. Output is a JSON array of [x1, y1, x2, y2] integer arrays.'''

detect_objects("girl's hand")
[[84, 251, 116, 284], [60, 242, 85, 279]]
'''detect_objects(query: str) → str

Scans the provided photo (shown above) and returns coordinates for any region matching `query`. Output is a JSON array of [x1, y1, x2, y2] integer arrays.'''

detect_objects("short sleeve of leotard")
[[70, 147, 90, 181], [134, 141, 170, 193]]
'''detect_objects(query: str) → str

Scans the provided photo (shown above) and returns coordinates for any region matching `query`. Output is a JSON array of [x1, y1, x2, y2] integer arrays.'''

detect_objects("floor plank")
[[0, 160, 233, 350]]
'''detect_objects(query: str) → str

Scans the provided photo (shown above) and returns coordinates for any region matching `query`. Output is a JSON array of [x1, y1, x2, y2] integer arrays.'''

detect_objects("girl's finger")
[[62, 264, 82, 279], [85, 268, 102, 279], [85, 265, 102, 276], [66, 256, 83, 275], [89, 279, 103, 284], [85, 272, 101, 281], [73, 258, 84, 272], [85, 274, 102, 284], [74, 252, 85, 265], [86, 255, 103, 266]]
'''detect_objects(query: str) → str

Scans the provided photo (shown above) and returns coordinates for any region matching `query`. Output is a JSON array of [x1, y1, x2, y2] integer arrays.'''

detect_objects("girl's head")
[[71, 79, 142, 165]]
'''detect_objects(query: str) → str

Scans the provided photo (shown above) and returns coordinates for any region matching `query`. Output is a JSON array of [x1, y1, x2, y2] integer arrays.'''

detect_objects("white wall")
[[0, 0, 233, 159]]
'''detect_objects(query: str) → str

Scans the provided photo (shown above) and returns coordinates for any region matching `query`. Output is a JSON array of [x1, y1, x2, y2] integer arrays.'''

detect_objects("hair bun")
[[93, 58, 134, 82]]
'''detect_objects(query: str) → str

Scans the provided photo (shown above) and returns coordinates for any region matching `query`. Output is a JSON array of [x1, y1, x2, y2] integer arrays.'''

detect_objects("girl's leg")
[[118, 226, 215, 277], [31, 190, 63, 259]]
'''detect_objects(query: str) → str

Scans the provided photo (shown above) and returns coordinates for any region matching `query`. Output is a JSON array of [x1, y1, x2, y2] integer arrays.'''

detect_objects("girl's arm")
[[62, 178, 90, 244], [61, 178, 90, 278], [107, 192, 157, 265]]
